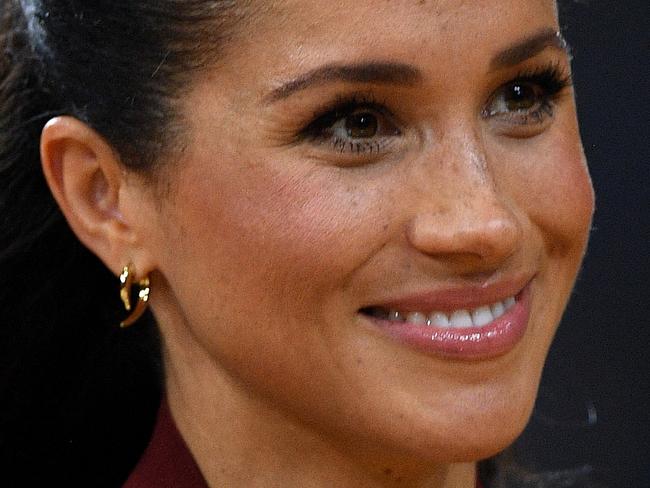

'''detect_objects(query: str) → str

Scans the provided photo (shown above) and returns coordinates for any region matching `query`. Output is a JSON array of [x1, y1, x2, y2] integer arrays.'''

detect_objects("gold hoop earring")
[[119, 264, 151, 328]]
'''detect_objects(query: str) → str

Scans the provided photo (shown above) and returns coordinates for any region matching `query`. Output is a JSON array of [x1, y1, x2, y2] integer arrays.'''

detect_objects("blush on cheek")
[[177, 158, 375, 294]]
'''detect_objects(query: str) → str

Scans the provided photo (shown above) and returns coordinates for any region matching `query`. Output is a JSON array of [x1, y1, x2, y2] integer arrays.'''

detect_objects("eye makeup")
[[288, 59, 573, 161], [483, 62, 573, 128]]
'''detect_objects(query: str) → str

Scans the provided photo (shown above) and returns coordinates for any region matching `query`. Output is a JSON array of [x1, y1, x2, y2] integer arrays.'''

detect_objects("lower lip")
[[364, 285, 532, 361]]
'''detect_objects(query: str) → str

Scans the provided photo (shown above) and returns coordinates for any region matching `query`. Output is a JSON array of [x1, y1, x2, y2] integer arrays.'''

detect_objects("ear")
[[40, 116, 154, 278]]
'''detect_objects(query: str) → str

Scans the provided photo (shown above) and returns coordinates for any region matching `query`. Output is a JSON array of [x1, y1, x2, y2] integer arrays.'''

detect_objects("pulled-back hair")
[[0, 1, 245, 485]]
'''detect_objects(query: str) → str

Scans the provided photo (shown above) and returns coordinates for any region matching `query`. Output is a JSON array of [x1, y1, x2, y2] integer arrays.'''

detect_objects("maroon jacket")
[[123, 401, 206, 488], [124, 401, 484, 488]]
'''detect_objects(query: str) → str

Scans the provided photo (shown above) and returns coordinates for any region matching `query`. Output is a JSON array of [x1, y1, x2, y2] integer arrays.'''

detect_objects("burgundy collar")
[[123, 400, 208, 488], [125, 400, 484, 488]]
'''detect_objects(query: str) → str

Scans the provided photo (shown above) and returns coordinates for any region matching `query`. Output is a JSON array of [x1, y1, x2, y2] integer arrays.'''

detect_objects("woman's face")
[[138, 0, 593, 466]]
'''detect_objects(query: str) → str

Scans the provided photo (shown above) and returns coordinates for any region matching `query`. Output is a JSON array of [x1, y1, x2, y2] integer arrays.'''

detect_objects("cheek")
[[207, 167, 370, 286], [162, 154, 385, 331], [508, 126, 595, 256]]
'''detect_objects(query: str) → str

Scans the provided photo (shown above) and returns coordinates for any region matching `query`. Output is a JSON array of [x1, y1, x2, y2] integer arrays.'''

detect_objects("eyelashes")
[[295, 63, 573, 158], [483, 63, 573, 126], [298, 94, 401, 155]]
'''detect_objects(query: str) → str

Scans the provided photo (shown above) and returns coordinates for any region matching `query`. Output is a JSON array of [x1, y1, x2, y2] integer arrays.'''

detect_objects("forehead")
[[231, 0, 559, 72], [203, 0, 560, 107], [249, 0, 558, 38]]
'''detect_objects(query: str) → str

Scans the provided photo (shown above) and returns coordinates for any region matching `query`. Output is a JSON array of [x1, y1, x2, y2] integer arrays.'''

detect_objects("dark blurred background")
[[511, 1, 649, 487]]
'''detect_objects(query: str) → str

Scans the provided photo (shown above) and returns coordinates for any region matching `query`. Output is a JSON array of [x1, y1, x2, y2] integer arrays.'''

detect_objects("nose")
[[405, 143, 522, 271]]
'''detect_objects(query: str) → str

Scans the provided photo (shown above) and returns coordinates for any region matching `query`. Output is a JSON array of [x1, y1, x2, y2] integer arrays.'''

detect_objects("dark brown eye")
[[484, 78, 557, 125], [299, 100, 401, 157], [345, 112, 378, 138], [503, 82, 539, 111]]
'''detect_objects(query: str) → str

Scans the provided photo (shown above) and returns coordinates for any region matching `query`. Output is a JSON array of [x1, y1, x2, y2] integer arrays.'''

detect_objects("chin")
[[405, 363, 543, 463], [452, 385, 539, 461]]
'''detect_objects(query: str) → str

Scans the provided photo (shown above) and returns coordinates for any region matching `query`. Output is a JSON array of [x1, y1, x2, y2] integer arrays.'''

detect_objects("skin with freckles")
[[40, 0, 594, 486]]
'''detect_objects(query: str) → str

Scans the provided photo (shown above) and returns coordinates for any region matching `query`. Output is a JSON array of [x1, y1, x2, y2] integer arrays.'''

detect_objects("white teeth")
[[406, 312, 428, 325], [449, 310, 474, 328], [382, 295, 517, 329], [471, 306, 494, 327], [491, 301, 505, 319], [429, 312, 451, 328], [389, 310, 405, 322]]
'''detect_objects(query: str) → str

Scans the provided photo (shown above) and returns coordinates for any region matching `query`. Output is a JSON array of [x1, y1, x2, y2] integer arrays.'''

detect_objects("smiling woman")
[[0, 1, 594, 487]]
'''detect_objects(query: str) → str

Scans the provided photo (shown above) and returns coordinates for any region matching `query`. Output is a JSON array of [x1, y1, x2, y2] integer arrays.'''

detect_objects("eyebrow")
[[490, 28, 569, 70], [264, 28, 568, 103], [264, 62, 422, 103]]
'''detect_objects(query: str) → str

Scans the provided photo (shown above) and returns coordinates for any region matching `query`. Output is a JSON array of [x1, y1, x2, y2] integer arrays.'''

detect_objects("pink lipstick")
[[360, 278, 532, 360]]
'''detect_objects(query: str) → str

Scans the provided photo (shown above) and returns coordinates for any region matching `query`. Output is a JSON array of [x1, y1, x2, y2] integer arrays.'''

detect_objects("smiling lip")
[[360, 277, 533, 360]]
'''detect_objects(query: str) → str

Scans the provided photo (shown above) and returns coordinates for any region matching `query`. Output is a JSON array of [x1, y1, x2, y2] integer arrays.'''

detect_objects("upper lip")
[[362, 272, 535, 313]]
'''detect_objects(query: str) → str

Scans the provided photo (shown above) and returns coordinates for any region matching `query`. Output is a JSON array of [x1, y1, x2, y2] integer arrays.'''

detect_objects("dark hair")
[[0, 1, 245, 486]]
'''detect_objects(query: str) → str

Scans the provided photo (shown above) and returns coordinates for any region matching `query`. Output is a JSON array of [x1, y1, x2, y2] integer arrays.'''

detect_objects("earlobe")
[[40, 116, 135, 275]]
